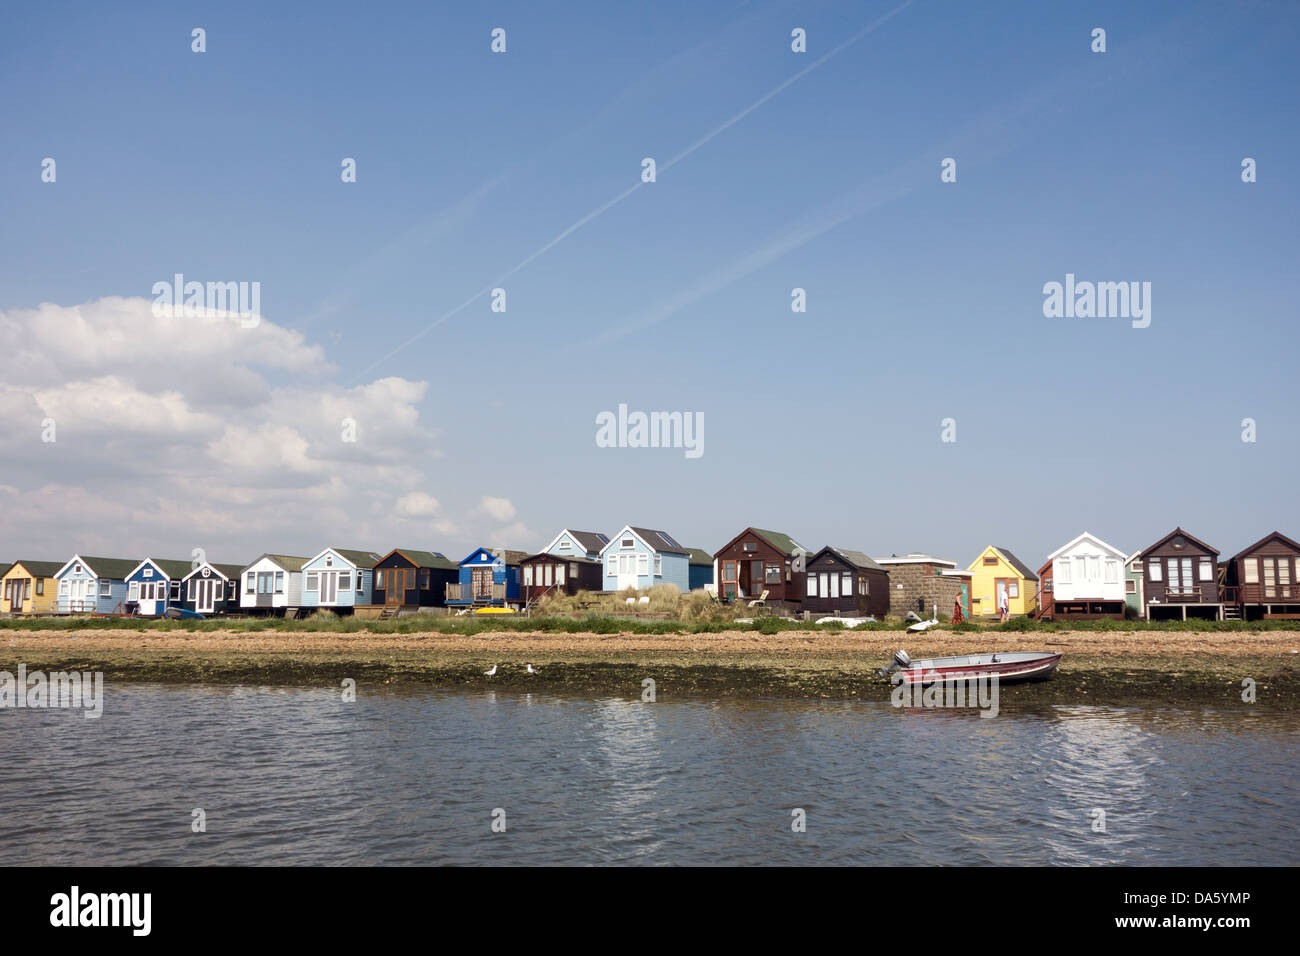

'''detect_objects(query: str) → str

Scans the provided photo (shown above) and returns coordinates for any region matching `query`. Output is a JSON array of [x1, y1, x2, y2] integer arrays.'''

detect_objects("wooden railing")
[[1223, 583, 1300, 603], [445, 583, 507, 602], [1162, 586, 1205, 603]]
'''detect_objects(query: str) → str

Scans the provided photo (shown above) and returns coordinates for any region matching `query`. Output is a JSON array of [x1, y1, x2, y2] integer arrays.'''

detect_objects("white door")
[[617, 554, 638, 590], [197, 578, 217, 613], [321, 571, 337, 604]]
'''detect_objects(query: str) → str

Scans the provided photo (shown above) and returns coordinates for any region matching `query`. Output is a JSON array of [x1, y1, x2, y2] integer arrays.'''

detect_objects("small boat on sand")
[[164, 607, 205, 621], [876, 649, 1061, 685]]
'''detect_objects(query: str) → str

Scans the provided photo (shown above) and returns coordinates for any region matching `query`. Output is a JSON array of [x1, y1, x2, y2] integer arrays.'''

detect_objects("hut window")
[[826, 573, 838, 598], [59, 579, 68, 595], [306, 573, 319, 592], [227, 581, 237, 600], [622, 538, 634, 549], [555, 564, 566, 585], [1125, 580, 1136, 594], [1199, 558, 1213, 581], [171, 581, 181, 600], [35, 579, 44, 596], [523, 566, 533, 586], [420, 570, 430, 588], [842, 573, 852, 595], [375, 570, 385, 588], [1149, 561, 1162, 581], [557, 541, 570, 550], [608, 556, 617, 573], [339, 573, 352, 591], [1244, 559, 1259, 584], [1105, 559, 1118, 583], [569, 563, 578, 577], [807, 575, 818, 597], [654, 554, 663, 576], [1280, 563, 1292, 585], [325, 555, 333, 567], [743, 542, 757, 552], [274, 572, 284, 593], [99, 579, 111, 597], [356, 575, 364, 593], [544, 565, 554, 586], [1008, 580, 1019, 598], [983, 556, 997, 566], [765, 564, 782, 585], [1058, 561, 1071, 584], [637, 554, 649, 574], [129, 582, 140, 601], [187, 579, 196, 601], [246, 572, 256, 592], [1087, 556, 1100, 579]]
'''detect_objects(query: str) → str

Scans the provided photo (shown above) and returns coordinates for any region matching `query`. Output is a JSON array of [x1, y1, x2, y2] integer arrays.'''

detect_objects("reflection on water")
[[0, 684, 1295, 865]]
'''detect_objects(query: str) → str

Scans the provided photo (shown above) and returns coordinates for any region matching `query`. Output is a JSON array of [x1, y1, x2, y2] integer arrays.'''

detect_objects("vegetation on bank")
[[3, 611, 1300, 636]]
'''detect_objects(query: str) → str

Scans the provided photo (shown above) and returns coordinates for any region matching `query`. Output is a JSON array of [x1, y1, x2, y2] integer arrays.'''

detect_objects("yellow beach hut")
[[967, 546, 1039, 618], [1, 560, 63, 614]]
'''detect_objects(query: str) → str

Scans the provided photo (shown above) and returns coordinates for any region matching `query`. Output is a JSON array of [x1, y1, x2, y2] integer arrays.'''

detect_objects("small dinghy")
[[164, 606, 205, 621], [876, 649, 1061, 685]]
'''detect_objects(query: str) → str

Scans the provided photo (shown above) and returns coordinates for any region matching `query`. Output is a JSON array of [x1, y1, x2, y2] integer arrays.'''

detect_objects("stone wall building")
[[872, 553, 967, 619]]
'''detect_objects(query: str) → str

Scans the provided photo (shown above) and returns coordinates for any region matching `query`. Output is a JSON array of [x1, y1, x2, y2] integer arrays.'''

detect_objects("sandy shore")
[[4, 627, 1297, 706]]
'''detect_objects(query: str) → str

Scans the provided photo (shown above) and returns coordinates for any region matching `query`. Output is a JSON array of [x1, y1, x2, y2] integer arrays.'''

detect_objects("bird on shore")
[[484, 664, 498, 676], [526, 664, 538, 675]]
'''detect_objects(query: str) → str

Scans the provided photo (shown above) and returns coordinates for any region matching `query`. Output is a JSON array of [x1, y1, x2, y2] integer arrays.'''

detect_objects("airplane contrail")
[[354, 0, 915, 381]]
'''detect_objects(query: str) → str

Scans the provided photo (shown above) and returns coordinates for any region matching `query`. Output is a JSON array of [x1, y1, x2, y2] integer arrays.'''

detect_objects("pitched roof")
[[150, 559, 196, 578], [243, 553, 310, 573], [822, 547, 885, 572], [624, 528, 689, 555], [565, 531, 610, 553], [494, 549, 530, 566], [749, 528, 806, 557], [67, 556, 140, 579], [993, 547, 1039, 582], [1045, 532, 1127, 564], [520, 552, 600, 565], [1228, 531, 1300, 563], [329, 548, 385, 567], [8, 560, 64, 578], [187, 563, 245, 581], [389, 549, 458, 570], [0, 564, 10, 579], [1140, 527, 1219, 559], [686, 547, 713, 566]]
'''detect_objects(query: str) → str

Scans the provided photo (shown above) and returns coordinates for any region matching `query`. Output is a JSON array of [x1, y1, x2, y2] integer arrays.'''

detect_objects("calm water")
[[1, 683, 1296, 865]]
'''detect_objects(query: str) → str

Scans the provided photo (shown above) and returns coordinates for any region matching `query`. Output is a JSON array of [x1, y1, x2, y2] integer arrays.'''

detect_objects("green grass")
[[3, 613, 1299, 635]]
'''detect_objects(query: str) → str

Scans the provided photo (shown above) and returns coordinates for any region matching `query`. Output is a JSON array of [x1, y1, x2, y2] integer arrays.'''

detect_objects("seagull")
[[526, 664, 538, 675], [484, 665, 498, 677]]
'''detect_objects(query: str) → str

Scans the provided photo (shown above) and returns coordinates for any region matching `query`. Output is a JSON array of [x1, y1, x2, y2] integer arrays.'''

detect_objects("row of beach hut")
[[1, 526, 1298, 622]]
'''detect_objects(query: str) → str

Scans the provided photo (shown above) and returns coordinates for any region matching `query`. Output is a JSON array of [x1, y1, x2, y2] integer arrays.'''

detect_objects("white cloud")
[[395, 492, 441, 518], [479, 496, 517, 522]]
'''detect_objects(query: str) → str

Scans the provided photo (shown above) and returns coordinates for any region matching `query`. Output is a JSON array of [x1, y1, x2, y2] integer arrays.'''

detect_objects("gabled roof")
[[520, 551, 600, 565], [749, 528, 807, 557], [686, 547, 713, 567], [601, 526, 690, 557], [376, 548, 458, 570], [242, 553, 310, 573], [1228, 531, 1300, 563], [542, 529, 610, 555], [971, 546, 1039, 581], [1045, 532, 1128, 564], [0, 564, 10, 579], [812, 546, 885, 572], [1140, 527, 1219, 559], [6, 560, 64, 578], [126, 558, 194, 580], [307, 547, 385, 569], [459, 547, 528, 567], [629, 528, 689, 556], [56, 555, 140, 580], [713, 527, 807, 559], [184, 562, 245, 582]]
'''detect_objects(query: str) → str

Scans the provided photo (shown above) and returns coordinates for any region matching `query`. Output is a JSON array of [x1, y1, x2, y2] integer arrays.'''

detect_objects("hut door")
[[472, 567, 493, 599], [320, 572, 337, 604], [385, 569, 407, 605], [722, 561, 737, 600]]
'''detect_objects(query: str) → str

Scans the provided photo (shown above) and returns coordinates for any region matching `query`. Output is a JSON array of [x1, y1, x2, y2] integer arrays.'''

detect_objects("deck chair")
[[748, 589, 770, 608]]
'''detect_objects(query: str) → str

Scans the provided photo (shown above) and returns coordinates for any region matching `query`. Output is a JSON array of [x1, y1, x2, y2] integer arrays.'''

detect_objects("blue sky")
[[1, 0, 1297, 568]]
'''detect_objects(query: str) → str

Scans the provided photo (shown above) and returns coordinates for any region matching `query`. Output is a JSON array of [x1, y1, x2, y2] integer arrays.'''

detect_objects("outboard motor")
[[876, 649, 912, 680]]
